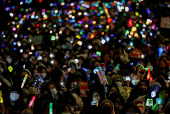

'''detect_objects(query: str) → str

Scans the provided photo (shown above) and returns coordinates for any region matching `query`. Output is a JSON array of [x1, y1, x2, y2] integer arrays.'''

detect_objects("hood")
[[112, 75, 124, 85], [135, 64, 144, 71], [68, 59, 78, 70]]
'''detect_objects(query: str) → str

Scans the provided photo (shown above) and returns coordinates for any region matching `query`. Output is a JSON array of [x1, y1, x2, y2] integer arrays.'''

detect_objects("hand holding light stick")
[[156, 98, 163, 112], [147, 68, 150, 81], [21, 74, 28, 88], [49, 103, 53, 114], [28, 96, 36, 107]]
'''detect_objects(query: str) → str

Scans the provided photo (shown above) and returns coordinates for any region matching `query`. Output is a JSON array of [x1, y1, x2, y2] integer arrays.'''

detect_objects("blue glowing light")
[[158, 47, 164, 57]]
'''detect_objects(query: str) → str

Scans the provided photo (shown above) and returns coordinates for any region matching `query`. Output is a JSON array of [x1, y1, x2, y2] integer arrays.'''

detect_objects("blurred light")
[[77, 41, 82, 46], [129, 41, 134, 46], [105, 37, 110, 42], [101, 39, 106, 44]]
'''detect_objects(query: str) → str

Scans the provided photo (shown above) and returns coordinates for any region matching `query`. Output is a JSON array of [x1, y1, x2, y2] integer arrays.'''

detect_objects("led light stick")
[[49, 103, 53, 114], [156, 98, 163, 111], [158, 47, 164, 57], [147, 68, 150, 80], [146, 98, 153, 107], [0, 91, 3, 104], [21, 74, 28, 88], [28, 96, 36, 107], [93, 67, 104, 85]]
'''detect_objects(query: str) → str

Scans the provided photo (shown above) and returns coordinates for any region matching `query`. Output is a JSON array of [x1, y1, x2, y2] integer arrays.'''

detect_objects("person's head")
[[138, 80, 149, 95], [92, 91, 100, 103], [39, 67, 47, 78], [109, 86, 118, 95], [9, 85, 23, 103], [89, 86, 104, 104], [101, 100, 115, 114], [109, 93, 125, 109], [22, 51, 28, 59], [156, 87, 169, 101], [6, 54, 13, 64], [158, 60, 167, 69], [115, 76, 124, 87], [46, 63, 53, 73], [102, 53, 110, 63], [78, 57, 84, 65], [122, 102, 141, 114], [135, 64, 144, 72], [131, 75, 140, 86], [33, 69, 38, 76]]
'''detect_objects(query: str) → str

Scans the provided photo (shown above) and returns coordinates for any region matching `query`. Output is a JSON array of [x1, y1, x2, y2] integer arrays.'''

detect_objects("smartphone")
[[91, 101, 97, 106]]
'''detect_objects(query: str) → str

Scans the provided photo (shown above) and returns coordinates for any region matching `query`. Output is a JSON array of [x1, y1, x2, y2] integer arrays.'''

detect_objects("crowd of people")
[[0, 0, 170, 114]]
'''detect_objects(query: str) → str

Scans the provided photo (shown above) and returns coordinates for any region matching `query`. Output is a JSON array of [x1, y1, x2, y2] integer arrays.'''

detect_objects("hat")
[[101, 100, 114, 113], [20, 69, 32, 79]]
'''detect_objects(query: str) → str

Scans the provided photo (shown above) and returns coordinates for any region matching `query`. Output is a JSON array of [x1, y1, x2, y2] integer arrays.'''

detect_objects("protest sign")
[[78, 81, 88, 97]]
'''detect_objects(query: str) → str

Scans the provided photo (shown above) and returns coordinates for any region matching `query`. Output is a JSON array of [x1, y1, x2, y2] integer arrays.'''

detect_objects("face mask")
[[6, 58, 12, 64], [10, 92, 20, 102], [23, 54, 28, 58], [132, 80, 139, 86], [41, 73, 47, 78], [51, 89, 57, 98], [146, 66, 153, 71], [116, 81, 122, 87], [0, 68, 4, 73]]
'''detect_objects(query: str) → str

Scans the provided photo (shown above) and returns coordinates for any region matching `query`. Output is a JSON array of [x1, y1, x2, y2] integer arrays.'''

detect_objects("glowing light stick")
[[147, 68, 150, 80], [96, 51, 101, 57], [146, 98, 153, 106], [28, 96, 36, 107], [0, 91, 3, 104], [21, 74, 28, 88], [158, 47, 164, 57], [49, 103, 53, 114], [156, 98, 163, 111], [8, 66, 13, 72]]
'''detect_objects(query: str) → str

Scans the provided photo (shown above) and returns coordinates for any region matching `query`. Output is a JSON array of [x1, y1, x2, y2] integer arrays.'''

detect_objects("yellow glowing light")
[[134, 33, 139, 38], [77, 41, 82, 46], [132, 27, 137, 31], [29, 52, 33, 55], [106, 25, 109, 29], [142, 34, 146, 38], [55, 33, 58, 36], [65, 18, 68, 20], [72, 10, 76, 13], [130, 31, 133, 35], [93, 21, 96, 24], [69, 15, 72, 18], [17, 25, 19, 28], [102, 32, 104, 35], [128, 35, 132, 38], [31, 45, 35, 50]]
